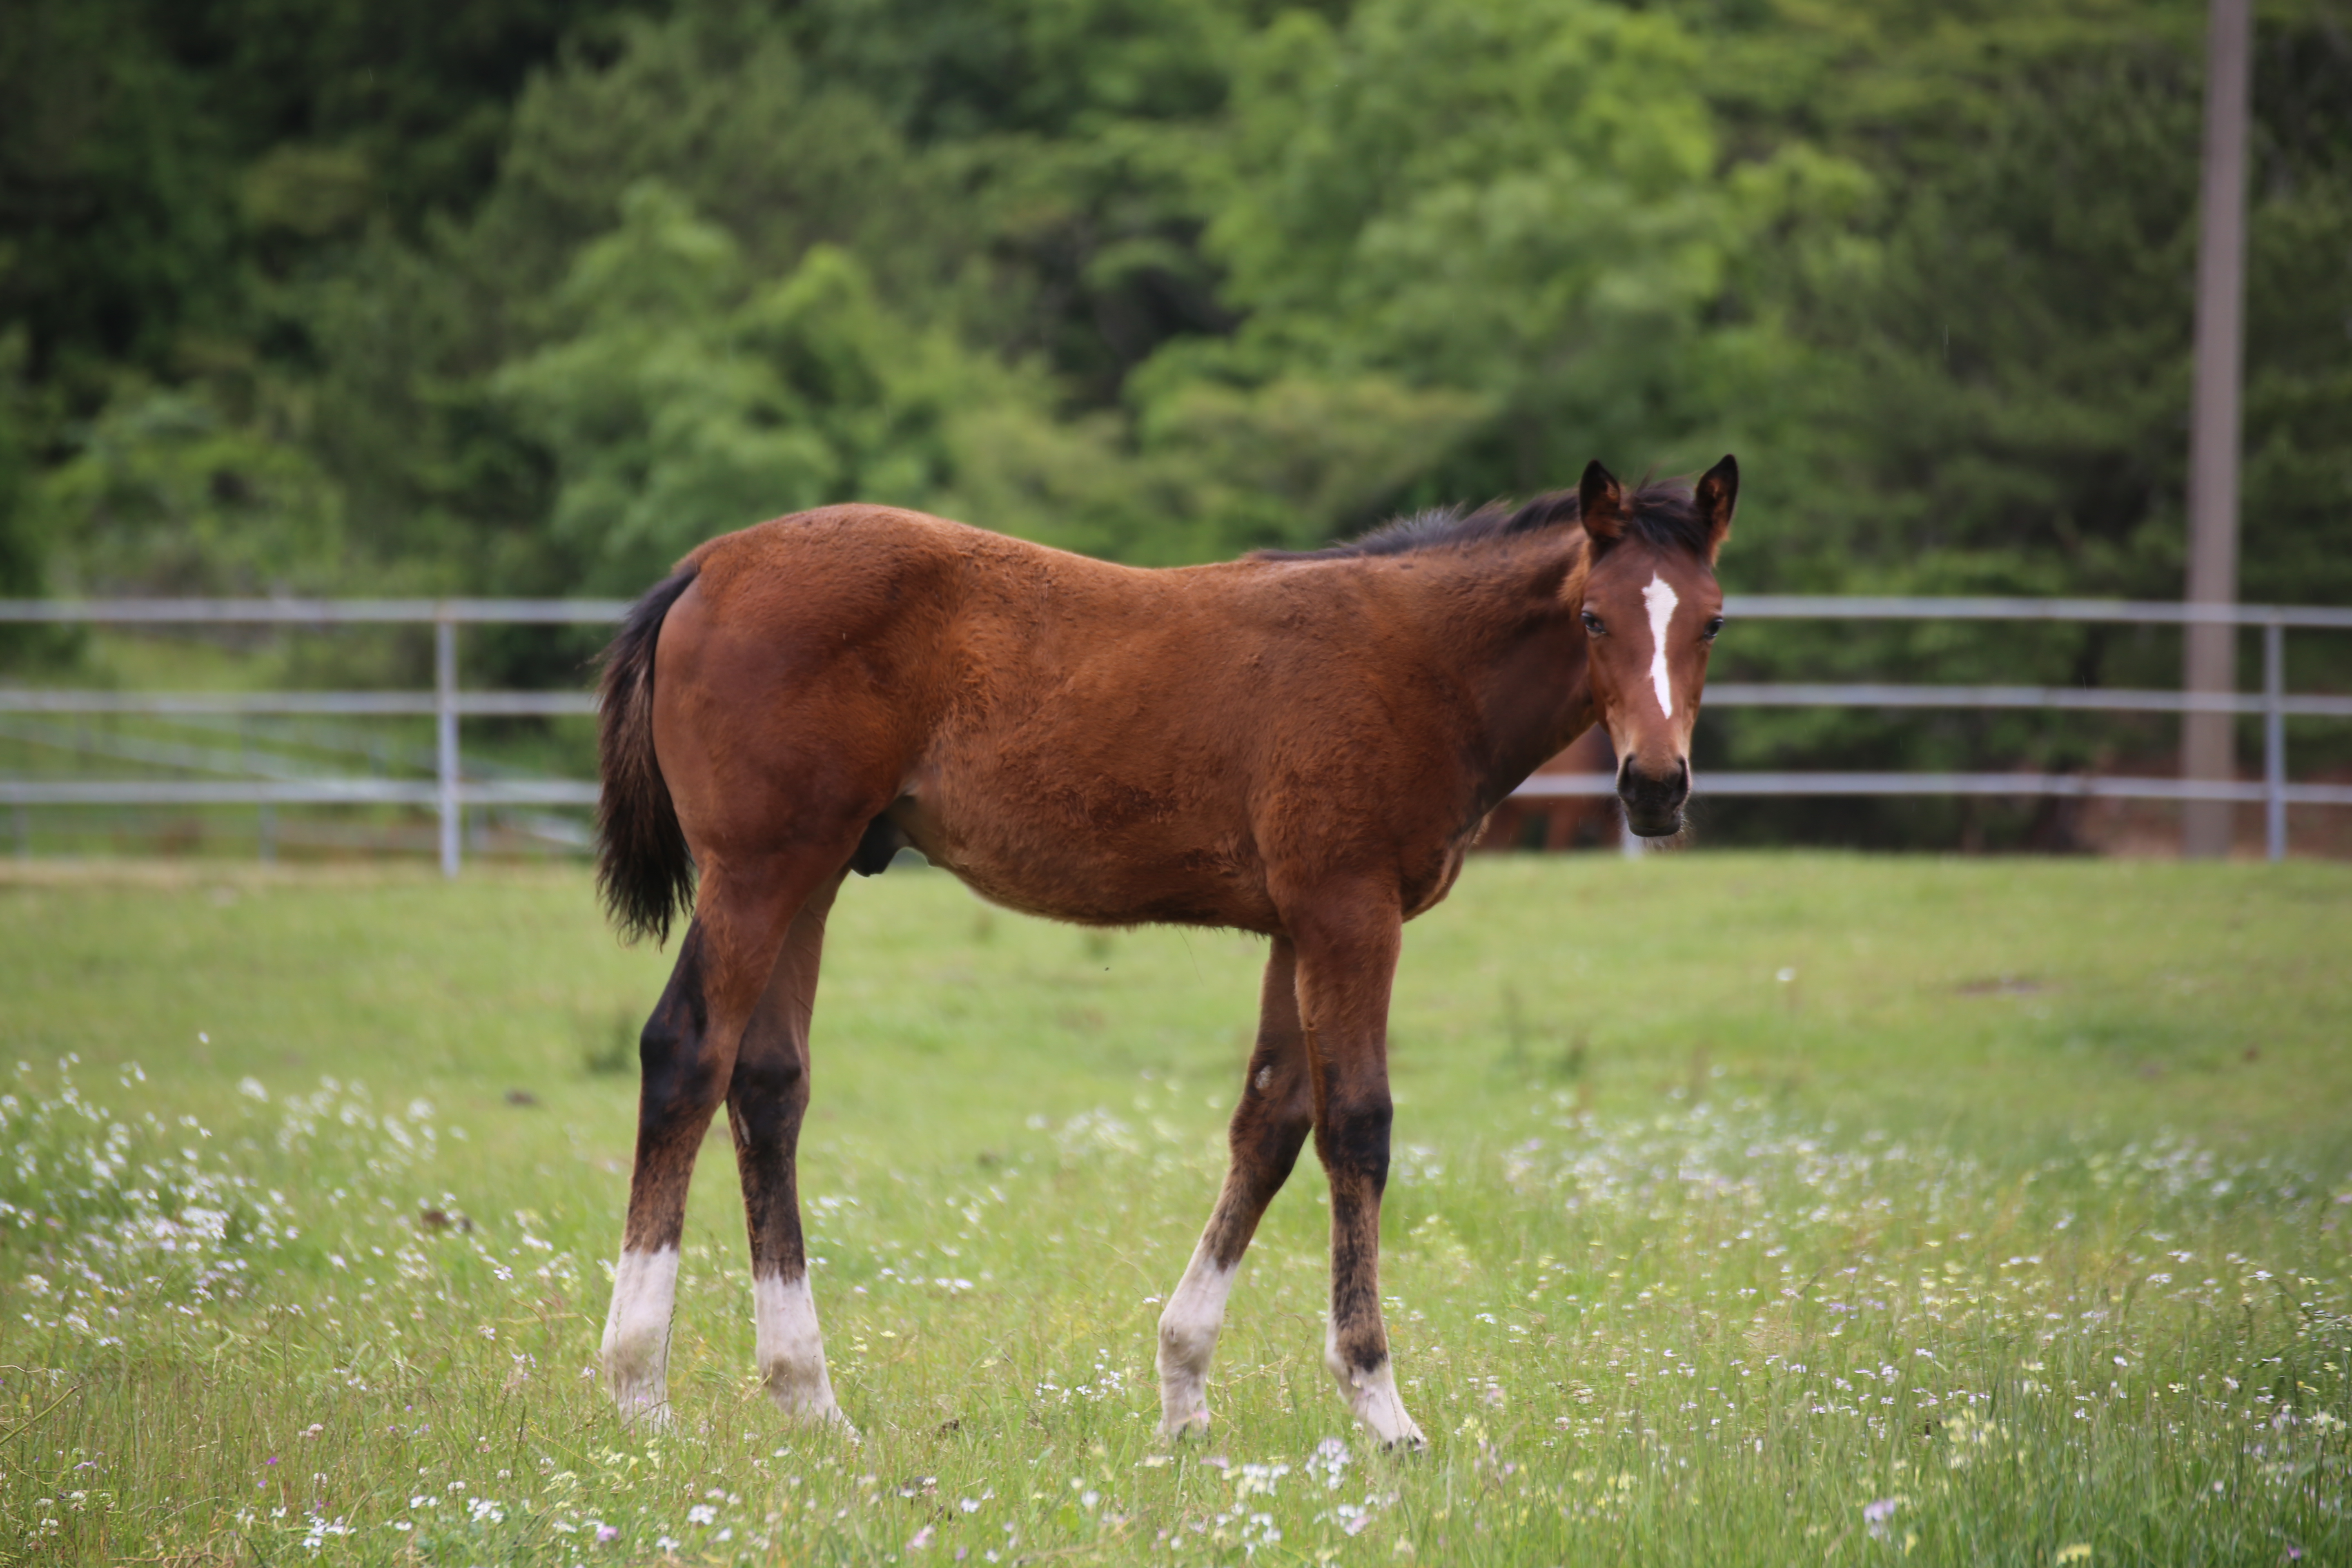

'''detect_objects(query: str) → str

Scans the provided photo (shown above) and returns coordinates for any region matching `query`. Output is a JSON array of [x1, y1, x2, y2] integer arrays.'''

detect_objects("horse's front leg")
[[1292, 889, 1424, 1449], [1158, 938, 1315, 1437], [727, 871, 855, 1431]]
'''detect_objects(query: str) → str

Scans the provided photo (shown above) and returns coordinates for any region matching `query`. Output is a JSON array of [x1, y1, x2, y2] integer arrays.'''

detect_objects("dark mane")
[[1253, 477, 1712, 561]]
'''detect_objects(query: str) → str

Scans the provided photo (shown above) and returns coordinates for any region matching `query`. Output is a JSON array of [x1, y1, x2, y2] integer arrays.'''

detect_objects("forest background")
[[1, 0, 2348, 847]]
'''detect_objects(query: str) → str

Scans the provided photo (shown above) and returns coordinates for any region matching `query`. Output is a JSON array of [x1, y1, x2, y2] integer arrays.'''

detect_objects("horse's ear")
[[1694, 453, 1738, 560], [1579, 460, 1626, 546]]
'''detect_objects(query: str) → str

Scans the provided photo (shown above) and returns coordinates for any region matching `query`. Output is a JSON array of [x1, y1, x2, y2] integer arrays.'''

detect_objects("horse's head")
[[1572, 455, 1737, 837]]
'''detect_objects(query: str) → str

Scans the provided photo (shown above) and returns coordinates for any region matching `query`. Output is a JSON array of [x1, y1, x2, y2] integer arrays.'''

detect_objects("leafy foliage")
[[36, 382, 343, 597], [2, 0, 2349, 844]]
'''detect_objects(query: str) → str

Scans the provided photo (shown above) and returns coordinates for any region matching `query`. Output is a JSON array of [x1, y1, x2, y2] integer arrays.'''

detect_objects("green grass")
[[0, 853, 2346, 1565]]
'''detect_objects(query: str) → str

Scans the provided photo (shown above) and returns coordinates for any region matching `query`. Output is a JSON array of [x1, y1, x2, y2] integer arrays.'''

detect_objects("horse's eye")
[[1703, 616, 1725, 640], [1581, 610, 1606, 636]]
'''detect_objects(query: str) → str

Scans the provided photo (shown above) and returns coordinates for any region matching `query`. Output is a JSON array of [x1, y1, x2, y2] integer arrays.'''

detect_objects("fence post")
[[2263, 616, 2286, 862], [436, 608, 461, 879]]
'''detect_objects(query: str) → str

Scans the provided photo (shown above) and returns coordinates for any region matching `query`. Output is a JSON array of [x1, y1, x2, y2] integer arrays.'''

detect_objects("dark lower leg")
[[1158, 940, 1314, 1435], [601, 857, 823, 1420], [1294, 898, 1422, 1446], [619, 925, 726, 1252], [603, 924, 729, 1415], [1318, 1085, 1396, 1385], [727, 874, 849, 1422], [1318, 1080, 1419, 1443]]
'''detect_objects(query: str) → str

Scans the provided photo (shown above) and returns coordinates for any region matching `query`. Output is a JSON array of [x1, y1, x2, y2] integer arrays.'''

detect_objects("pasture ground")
[[0, 853, 2346, 1565]]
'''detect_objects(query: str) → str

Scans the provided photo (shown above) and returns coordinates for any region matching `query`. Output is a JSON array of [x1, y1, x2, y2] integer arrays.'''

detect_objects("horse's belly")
[[886, 778, 1276, 931]]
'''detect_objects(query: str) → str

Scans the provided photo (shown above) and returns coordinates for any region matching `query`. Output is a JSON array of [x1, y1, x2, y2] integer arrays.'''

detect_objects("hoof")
[[1156, 1359, 1214, 1443], [774, 1398, 860, 1442], [1324, 1343, 1423, 1451], [613, 1396, 673, 1432], [1156, 1408, 1212, 1443]]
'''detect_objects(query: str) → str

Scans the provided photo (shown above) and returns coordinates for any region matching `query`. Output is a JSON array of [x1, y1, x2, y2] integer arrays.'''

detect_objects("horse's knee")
[[727, 1052, 809, 1153], [731, 1050, 807, 1104]]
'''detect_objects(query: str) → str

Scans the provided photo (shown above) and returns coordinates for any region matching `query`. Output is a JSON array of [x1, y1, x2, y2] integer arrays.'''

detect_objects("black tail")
[[595, 566, 700, 945]]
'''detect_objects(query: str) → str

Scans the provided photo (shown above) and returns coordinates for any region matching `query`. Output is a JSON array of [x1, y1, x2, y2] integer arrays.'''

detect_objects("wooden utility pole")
[[2182, 0, 2253, 857]]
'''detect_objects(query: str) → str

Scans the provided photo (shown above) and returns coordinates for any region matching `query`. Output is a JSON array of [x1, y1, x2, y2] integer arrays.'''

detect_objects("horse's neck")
[[1410, 540, 1595, 806]]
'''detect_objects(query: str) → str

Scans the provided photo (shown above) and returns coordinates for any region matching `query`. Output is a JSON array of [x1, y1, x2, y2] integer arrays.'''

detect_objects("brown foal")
[[593, 457, 1737, 1444]]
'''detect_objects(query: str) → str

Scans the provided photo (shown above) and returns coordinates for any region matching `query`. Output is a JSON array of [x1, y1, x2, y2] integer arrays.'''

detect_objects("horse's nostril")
[[1617, 757, 1688, 802]]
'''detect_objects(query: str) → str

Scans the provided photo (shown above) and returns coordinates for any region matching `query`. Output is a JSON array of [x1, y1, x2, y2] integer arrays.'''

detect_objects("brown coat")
[[587, 459, 1735, 1445]]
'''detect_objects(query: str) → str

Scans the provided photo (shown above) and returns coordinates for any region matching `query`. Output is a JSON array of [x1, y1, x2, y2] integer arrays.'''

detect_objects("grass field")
[[0, 853, 2346, 1565]]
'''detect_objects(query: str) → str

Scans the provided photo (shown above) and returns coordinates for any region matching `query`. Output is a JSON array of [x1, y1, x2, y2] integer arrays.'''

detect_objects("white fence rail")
[[1532, 595, 2352, 860], [3, 595, 2348, 871]]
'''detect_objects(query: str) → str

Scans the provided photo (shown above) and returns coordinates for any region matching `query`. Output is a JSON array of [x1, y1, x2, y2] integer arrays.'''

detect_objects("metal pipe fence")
[[0, 599, 619, 875], [1533, 597, 2352, 860], [2, 594, 2347, 871]]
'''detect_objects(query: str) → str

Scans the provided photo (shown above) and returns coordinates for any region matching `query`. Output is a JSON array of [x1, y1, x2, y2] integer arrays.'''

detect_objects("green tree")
[[6, 0, 2348, 853], [0, 0, 240, 387], [0, 332, 42, 599], [32, 379, 343, 597], [1670, 0, 2352, 844], [1136, 0, 1831, 512], [493, 186, 943, 590], [493, 181, 1188, 588]]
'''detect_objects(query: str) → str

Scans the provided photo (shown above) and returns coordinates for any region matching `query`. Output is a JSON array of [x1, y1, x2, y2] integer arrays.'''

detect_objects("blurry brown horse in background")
[[592, 456, 1737, 1445], [1479, 726, 1624, 850]]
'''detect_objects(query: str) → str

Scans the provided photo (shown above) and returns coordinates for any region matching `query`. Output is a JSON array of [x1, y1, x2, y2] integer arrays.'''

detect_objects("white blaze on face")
[[601, 1245, 680, 1419], [1642, 573, 1681, 719], [1157, 1241, 1241, 1435]]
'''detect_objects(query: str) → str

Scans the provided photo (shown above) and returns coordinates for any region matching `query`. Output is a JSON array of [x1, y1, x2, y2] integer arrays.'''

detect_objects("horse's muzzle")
[[1617, 755, 1690, 838]]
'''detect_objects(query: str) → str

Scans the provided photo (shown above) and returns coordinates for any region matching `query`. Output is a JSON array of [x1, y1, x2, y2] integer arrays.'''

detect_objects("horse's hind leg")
[[601, 853, 835, 1425], [726, 869, 851, 1428], [1157, 938, 1315, 1438]]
